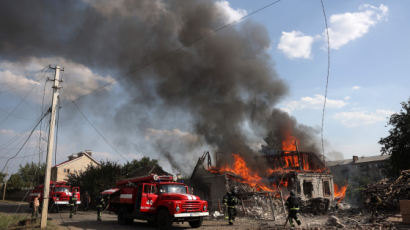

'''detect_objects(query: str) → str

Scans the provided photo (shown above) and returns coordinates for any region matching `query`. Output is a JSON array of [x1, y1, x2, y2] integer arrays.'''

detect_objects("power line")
[[71, 100, 128, 162], [66, 0, 282, 104], [39, 77, 50, 166], [0, 67, 49, 127], [58, 0, 283, 163], [1, 108, 51, 174], [320, 0, 330, 161]]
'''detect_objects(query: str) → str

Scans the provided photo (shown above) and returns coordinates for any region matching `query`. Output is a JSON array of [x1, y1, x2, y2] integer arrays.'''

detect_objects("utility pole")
[[40, 65, 62, 229]]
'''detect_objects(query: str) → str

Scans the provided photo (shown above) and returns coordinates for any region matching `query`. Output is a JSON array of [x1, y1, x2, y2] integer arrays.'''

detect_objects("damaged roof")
[[327, 155, 389, 167]]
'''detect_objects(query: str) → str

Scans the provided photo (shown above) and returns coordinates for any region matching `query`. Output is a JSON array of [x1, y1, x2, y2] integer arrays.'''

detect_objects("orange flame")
[[334, 183, 348, 202], [209, 154, 274, 192], [282, 129, 299, 152]]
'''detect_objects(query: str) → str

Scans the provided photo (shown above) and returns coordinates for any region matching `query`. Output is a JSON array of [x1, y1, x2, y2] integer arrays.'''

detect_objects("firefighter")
[[285, 191, 301, 227], [96, 195, 105, 222], [69, 193, 77, 218], [73, 190, 79, 214], [32, 194, 40, 220], [223, 186, 239, 225]]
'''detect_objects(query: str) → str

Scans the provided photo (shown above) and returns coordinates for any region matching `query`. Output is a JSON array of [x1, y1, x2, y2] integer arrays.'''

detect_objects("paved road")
[[0, 201, 268, 230]]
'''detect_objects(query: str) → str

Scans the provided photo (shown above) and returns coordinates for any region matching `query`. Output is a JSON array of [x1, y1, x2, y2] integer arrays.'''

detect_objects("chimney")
[[352, 155, 359, 163], [85, 150, 92, 156], [68, 154, 76, 160]]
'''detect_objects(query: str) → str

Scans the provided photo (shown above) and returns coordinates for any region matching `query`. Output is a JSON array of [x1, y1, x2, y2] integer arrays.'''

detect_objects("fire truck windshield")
[[54, 187, 70, 193], [158, 185, 187, 194]]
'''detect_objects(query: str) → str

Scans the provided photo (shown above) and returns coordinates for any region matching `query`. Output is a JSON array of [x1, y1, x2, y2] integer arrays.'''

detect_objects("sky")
[[1, 0, 409, 176]]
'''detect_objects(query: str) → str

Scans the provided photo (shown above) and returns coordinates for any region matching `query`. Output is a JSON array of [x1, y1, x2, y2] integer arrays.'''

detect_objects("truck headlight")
[[176, 205, 180, 212], [203, 205, 207, 211]]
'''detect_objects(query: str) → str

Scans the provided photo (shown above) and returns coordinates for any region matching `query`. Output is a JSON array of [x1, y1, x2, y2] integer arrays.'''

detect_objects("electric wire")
[[39, 76, 50, 167], [67, 0, 282, 104], [1, 108, 51, 174], [59, 0, 283, 163], [71, 100, 128, 162], [320, 0, 331, 162], [0, 67, 48, 127]]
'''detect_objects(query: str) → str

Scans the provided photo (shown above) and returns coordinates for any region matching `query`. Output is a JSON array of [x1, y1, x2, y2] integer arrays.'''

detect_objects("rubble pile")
[[236, 192, 278, 220], [363, 169, 410, 210]]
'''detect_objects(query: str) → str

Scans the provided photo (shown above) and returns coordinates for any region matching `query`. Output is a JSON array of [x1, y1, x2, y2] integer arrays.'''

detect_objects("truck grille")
[[182, 201, 201, 212]]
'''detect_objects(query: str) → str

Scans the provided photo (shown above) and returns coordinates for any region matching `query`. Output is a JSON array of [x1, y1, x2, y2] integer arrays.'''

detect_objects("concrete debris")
[[326, 215, 345, 228], [212, 211, 223, 218], [335, 201, 351, 210]]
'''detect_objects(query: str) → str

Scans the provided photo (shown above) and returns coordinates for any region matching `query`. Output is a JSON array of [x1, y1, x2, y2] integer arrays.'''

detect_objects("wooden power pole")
[[40, 65, 62, 229]]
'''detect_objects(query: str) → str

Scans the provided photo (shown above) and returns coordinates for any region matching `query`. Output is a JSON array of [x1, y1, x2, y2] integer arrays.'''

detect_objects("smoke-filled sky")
[[1, 0, 409, 175]]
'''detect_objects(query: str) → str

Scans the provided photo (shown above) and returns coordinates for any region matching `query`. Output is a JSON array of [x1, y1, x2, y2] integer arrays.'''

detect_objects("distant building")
[[51, 151, 100, 182], [327, 155, 389, 182]]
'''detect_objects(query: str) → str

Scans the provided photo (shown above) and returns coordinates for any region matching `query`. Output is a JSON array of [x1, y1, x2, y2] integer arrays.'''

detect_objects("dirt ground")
[[1, 201, 409, 230]]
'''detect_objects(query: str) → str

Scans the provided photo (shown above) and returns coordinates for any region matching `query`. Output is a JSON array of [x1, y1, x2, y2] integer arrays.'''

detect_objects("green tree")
[[0, 172, 6, 184], [379, 98, 410, 176], [122, 157, 168, 178], [7, 174, 24, 190], [6, 163, 45, 190], [67, 161, 122, 203]]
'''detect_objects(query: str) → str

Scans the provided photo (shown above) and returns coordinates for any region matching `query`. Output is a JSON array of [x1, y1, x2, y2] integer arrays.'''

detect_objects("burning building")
[[190, 138, 347, 216]]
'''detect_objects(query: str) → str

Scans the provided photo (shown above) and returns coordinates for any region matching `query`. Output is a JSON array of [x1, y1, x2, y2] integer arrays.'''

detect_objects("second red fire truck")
[[29, 181, 80, 211], [104, 174, 209, 229]]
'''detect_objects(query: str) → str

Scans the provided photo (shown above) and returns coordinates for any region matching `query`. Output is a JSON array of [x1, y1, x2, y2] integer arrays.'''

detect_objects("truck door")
[[140, 183, 158, 213]]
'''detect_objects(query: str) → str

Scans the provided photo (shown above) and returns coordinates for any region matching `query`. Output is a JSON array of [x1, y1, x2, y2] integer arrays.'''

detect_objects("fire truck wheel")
[[118, 211, 126, 225], [157, 209, 172, 230], [48, 201, 57, 213], [147, 219, 156, 226], [188, 217, 203, 228], [118, 209, 133, 225]]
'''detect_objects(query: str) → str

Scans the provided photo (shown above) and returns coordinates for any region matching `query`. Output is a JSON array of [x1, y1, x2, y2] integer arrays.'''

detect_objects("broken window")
[[303, 180, 313, 198], [323, 180, 330, 196]]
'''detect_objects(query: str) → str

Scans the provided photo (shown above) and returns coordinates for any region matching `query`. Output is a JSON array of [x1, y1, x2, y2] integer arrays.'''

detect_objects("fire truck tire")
[[118, 208, 133, 225], [147, 219, 156, 226], [157, 209, 172, 230], [49, 201, 57, 213], [188, 217, 203, 228]]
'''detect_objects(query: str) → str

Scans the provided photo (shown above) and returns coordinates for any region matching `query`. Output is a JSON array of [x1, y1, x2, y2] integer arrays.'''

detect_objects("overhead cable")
[[320, 0, 331, 161], [1, 108, 51, 173]]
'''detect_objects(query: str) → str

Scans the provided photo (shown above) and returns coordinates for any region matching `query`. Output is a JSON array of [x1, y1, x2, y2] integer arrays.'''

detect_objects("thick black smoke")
[[0, 0, 320, 172]]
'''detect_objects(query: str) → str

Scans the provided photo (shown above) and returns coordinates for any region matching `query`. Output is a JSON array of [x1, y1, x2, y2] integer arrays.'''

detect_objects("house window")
[[303, 180, 313, 198], [323, 181, 330, 196]]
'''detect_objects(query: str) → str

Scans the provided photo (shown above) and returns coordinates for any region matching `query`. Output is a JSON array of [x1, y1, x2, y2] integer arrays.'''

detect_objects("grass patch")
[[0, 213, 59, 230], [0, 212, 27, 229]]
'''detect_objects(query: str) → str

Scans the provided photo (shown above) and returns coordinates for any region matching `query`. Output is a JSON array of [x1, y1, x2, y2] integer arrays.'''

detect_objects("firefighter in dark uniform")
[[69, 193, 77, 218], [96, 195, 105, 222], [223, 186, 239, 225], [285, 191, 301, 227]]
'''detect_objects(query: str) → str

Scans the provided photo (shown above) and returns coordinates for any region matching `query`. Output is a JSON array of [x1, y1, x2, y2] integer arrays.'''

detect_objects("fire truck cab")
[[107, 174, 208, 229], [29, 181, 80, 211]]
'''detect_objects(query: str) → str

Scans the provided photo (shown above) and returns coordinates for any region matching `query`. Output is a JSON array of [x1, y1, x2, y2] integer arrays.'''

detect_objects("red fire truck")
[[105, 174, 209, 229], [29, 181, 80, 211]]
